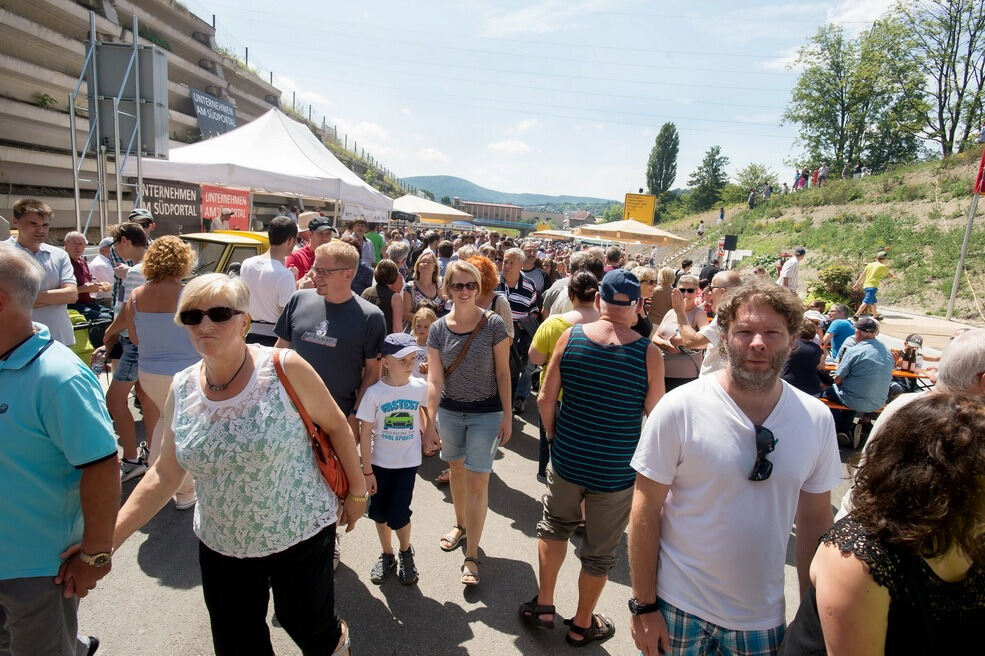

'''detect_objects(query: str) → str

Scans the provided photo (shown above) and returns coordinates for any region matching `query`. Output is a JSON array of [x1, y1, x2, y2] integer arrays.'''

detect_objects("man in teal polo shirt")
[[0, 245, 120, 656]]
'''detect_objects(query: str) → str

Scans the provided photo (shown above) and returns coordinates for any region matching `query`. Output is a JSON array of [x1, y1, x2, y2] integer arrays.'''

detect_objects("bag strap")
[[272, 349, 318, 440], [443, 310, 491, 379]]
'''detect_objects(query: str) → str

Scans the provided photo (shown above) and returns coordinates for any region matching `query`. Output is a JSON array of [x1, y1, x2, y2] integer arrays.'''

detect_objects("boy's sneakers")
[[398, 546, 418, 585], [120, 458, 146, 482], [370, 552, 397, 585]]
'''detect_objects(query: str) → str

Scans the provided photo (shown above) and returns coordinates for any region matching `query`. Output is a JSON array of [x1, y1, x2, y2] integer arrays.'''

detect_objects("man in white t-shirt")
[[89, 238, 115, 300], [777, 247, 805, 295], [669, 269, 741, 377], [628, 281, 841, 656], [241, 216, 298, 346]]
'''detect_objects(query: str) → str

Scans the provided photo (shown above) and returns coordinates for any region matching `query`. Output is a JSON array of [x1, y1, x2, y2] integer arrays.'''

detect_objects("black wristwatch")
[[628, 597, 661, 615]]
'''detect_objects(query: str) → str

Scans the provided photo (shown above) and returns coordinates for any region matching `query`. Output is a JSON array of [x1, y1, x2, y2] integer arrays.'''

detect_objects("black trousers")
[[199, 523, 341, 656]]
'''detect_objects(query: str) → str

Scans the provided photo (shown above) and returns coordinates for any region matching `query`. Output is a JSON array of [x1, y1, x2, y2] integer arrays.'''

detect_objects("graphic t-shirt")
[[356, 378, 429, 469], [862, 261, 890, 289]]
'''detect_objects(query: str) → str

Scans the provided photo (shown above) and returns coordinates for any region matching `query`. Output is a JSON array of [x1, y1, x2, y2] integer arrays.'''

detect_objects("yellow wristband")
[[347, 492, 368, 503]]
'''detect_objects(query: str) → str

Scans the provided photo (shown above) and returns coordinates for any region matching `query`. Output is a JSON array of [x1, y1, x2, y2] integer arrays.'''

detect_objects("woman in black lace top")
[[781, 392, 985, 655]]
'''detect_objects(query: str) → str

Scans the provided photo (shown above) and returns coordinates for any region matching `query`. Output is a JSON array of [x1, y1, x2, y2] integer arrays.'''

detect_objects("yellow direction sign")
[[624, 193, 656, 225]]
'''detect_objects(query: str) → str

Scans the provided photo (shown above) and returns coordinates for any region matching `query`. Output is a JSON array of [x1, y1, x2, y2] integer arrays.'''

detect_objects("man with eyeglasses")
[[275, 241, 386, 571], [668, 270, 742, 377], [628, 281, 841, 656]]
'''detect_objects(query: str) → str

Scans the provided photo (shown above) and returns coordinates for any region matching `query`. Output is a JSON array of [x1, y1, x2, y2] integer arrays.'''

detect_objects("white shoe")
[[174, 496, 197, 510]]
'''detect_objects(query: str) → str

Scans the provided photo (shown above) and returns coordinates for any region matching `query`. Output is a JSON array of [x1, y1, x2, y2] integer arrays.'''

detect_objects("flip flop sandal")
[[563, 614, 616, 647], [519, 594, 556, 629], [439, 524, 466, 552], [434, 468, 451, 484], [461, 556, 480, 586]]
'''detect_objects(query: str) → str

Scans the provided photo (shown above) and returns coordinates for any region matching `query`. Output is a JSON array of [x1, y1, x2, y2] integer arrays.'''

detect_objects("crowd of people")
[[2, 196, 984, 656]]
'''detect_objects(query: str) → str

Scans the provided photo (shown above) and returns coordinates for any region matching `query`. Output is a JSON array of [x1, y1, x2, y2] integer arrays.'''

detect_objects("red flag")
[[975, 148, 985, 194]]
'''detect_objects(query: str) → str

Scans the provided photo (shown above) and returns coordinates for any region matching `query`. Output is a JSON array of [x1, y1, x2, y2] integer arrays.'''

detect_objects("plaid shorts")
[[658, 599, 785, 656]]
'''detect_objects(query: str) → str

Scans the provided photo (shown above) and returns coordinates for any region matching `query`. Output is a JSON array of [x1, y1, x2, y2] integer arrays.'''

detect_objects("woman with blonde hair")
[[403, 250, 444, 324], [425, 260, 512, 586], [108, 273, 367, 655], [112, 235, 200, 508], [652, 273, 707, 391]]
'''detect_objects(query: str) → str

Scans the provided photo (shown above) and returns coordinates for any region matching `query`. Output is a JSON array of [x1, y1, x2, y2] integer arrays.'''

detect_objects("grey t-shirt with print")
[[275, 289, 386, 415]]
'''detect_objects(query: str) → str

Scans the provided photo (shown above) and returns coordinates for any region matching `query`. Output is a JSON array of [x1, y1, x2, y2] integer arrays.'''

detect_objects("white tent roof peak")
[[392, 194, 472, 220], [122, 108, 392, 218]]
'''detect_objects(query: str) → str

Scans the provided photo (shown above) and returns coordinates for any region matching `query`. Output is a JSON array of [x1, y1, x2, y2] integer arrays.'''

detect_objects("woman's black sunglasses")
[[179, 307, 243, 326], [449, 282, 479, 291], [749, 425, 777, 481]]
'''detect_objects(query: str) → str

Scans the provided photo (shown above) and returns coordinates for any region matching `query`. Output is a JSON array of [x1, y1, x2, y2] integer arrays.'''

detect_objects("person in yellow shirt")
[[852, 251, 893, 320]]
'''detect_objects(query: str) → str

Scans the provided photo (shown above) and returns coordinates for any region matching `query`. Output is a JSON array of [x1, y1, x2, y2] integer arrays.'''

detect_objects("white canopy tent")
[[392, 194, 472, 222], [122, 108, 393, 221]]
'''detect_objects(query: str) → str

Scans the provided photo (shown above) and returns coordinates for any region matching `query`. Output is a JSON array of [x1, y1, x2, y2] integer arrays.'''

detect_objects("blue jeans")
[[515, 362, 535, 402], [437, 408, 503, 473]]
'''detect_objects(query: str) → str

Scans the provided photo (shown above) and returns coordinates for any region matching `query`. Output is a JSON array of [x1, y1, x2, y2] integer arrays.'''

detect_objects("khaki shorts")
[[536, 466, 633, 577]]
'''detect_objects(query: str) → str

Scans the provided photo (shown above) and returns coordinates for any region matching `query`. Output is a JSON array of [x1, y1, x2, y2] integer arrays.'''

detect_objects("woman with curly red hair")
[[781, 391, 985, 655]]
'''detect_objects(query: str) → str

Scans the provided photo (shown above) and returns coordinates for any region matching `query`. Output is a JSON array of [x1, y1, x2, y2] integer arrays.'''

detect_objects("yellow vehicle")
[[180, 232, 269, 276]]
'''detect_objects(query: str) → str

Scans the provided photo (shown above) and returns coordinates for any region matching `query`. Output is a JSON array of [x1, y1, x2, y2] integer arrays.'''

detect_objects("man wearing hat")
[[824, 316, 894, 441], [286, 214, 337, 283], [523, 270, 663, 647], [852, 251, 893, 320], [778, 247, 806, 294], [128, 208, 155, 243]]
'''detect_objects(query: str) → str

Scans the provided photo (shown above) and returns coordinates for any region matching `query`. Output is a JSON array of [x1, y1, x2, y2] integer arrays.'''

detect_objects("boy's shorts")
[[368, 465, 418, 530]]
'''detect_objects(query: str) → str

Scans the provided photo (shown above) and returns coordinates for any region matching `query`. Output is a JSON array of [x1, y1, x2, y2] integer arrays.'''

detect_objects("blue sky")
[[182, 0, 895, 200]]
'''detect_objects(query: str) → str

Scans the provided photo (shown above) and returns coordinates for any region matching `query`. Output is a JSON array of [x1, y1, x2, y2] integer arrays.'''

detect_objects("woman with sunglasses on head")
[[424, 260, 512, 586], [110, 236, 200, 509], [652, 273, 707, 391], [108, 273, 366, 656], [781, 392, 985, 655]]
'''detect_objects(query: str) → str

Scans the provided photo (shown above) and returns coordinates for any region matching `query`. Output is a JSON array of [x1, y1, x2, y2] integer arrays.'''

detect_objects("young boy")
[[356, 333, 436, 585]]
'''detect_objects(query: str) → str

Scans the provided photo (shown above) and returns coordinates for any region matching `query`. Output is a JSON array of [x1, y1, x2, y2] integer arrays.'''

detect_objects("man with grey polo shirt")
[[6, 199, 78, 346]]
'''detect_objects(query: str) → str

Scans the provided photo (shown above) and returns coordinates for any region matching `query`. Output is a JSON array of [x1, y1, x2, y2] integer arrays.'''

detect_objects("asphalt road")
[[78, 401, 853, 656]]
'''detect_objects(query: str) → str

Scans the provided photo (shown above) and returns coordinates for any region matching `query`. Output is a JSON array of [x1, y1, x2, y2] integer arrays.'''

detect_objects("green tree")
[[687, 146, 730, 211], [646, 122, 679, 196], [600, 203, 624, 223], [734, 163, 779, 191], [420, 189, 435, 201], [440, 196, 452, 205], [889, 0, 985, 156]]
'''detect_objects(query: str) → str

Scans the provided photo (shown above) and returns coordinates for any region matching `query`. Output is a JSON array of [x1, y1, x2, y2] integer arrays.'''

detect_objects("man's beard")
[[724, 341, 791, 392]]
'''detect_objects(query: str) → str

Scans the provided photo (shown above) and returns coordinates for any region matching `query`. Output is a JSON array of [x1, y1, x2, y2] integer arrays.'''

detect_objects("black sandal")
[[563, 614, 615, 647], [519, 594, 556, 629]]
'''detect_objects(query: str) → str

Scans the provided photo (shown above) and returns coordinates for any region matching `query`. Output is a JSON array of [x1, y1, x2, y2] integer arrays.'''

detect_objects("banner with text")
[[140, 179, 202, 235], [189, 88, 237, 138], [201, 184, 251, 230]]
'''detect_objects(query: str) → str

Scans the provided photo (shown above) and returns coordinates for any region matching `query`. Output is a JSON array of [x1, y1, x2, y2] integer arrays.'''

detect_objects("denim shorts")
[[112, 335, 139, 383], [437, 408, 503, 473], [862, 287, 878, 304]]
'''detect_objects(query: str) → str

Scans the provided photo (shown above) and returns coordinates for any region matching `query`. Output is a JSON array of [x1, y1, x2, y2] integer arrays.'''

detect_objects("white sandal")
[[332, 618, 351, 656]]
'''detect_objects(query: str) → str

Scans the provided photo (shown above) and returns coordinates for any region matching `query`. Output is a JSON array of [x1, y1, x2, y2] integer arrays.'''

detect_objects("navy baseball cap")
[[855, 316, 879, 333], [381, 333, 422, 358], [600, 269, 641, 306], [307, 216, 338, 234]]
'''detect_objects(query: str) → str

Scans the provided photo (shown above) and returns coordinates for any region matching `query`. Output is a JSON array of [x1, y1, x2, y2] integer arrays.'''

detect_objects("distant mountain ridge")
[[403, 175, 616, 207]]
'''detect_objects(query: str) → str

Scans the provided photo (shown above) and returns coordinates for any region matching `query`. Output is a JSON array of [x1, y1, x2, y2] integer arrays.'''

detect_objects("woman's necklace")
[[205, 347, 249, 392]]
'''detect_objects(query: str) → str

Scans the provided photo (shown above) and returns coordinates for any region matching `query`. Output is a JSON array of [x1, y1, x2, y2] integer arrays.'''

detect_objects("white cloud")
[[481, 0, 628, 36], [759, 45, 802, 71], [400, 107, 412, 116], [487, 139, 531, 154], [272, 74, 332, 110], [515, 118, 539, 134], [827, 0, 896, 33], [418, 147, 449, 162]]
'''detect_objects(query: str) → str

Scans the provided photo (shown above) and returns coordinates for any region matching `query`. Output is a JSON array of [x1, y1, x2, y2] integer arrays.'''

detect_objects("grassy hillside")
[[403, 175, 616, 206], [653, 147, 985, 322]]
